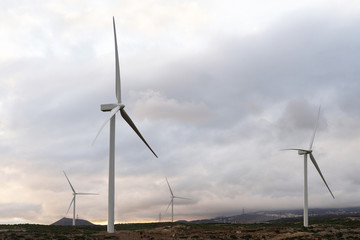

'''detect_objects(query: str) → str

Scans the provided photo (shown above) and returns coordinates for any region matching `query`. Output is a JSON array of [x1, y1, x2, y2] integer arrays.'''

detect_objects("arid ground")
[[0, 217, 360, 239]]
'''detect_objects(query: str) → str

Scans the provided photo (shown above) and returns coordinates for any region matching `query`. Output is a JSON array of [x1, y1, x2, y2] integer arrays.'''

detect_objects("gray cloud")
[[0, 203, 41, 222]]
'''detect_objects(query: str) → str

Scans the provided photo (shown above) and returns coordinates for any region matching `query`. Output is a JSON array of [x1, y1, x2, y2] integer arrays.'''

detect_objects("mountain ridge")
[[187, 207, 360, 224], [51, 217, 94, 226]]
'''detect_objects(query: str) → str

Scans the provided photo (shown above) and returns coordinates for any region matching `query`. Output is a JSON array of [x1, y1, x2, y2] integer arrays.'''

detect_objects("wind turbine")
[[63, 171, 98, 226], [165, 178, 190, 223], [282, 106, 334, 227], [93, 17, 158, 233]]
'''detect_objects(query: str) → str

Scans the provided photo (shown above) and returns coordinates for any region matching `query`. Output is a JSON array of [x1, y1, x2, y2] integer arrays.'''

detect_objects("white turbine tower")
[[282, 106, 335, 227], [93, 17, 158, 233], [63, 171, 98, 226], [165, 178, 190, 223]]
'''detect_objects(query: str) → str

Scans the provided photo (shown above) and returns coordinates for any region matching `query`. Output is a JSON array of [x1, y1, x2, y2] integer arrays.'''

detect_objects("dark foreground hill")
[[51, 217, 94, 226], [1, 218, 360, 239]]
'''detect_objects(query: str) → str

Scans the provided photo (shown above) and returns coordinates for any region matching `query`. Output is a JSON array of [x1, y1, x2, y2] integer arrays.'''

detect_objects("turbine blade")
[[280, 148, 307, 151], [113, 17, 121, 104], [66, 197, 75, 215], [165, 199, 172, 213], [92, 105, 120, 145], [309, 105, 321, 150], [309, 153, 335, 199], [63, 171, 76, 193], [165, 177, 174, 196], [120, 108, 158, 158]]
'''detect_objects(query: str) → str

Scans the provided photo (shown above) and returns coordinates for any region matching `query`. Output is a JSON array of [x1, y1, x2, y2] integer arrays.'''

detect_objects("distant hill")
[[51, 217, 94, 226], [190, 207, 360, 224]]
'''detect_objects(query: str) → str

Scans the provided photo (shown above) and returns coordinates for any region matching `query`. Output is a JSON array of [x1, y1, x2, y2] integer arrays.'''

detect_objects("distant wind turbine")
[[165, 178, 190, 223], [281, 106, 334, 227], [63, 171, 98, 226], [92, 17, 158, 233]]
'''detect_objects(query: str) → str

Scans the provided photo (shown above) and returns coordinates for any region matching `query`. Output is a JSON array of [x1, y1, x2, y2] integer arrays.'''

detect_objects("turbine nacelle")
[[101, 103, 125, 112], [298, 149, 312, 155], [281, 148, 311, 155]]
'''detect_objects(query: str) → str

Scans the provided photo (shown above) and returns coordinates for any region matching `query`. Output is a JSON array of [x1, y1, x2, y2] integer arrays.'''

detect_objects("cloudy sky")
[[1, 0, 360, 224]]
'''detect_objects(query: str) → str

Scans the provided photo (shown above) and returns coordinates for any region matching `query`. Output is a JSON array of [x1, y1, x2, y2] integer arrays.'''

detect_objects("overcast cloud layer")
[[1, 0, 360, 224]]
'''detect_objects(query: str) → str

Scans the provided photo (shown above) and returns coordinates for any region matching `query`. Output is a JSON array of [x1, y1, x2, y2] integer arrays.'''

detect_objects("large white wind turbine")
[[282, 106, 334, 227], [165, 178, 190, 223], [93, 17, 158, 233], [63, 171, 98, 226]]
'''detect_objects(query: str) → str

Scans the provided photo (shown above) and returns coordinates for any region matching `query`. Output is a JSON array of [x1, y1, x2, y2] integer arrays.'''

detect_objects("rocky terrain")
[[0, 217, 359, 239]]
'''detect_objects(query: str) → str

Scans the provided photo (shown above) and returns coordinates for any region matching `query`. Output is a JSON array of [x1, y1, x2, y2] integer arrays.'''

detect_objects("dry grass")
[[0, 217, 359, 239]]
